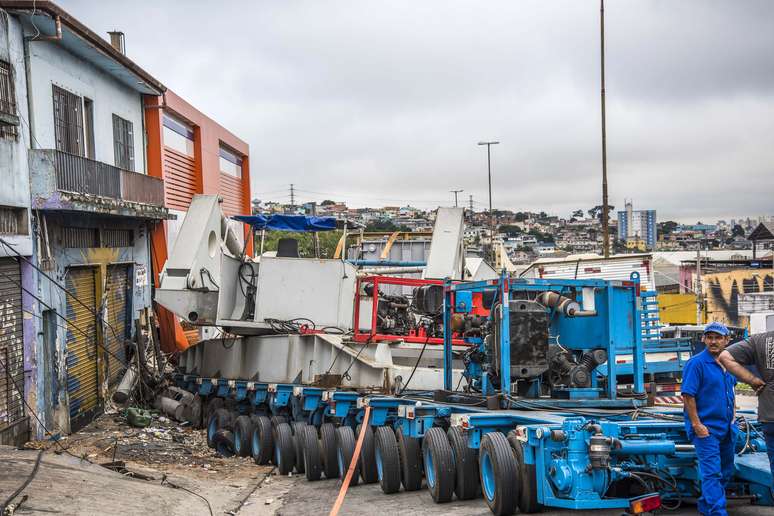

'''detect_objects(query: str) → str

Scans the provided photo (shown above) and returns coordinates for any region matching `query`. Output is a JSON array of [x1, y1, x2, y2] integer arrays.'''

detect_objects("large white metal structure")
[[155, 195, 466, 391]]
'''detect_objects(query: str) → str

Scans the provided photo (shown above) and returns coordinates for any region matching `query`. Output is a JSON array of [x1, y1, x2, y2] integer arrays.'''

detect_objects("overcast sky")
[[61, 0, 774, 223]]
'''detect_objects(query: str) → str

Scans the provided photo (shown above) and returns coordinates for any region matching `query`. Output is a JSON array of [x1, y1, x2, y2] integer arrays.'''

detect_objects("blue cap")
[[704, 322, 729, 336]]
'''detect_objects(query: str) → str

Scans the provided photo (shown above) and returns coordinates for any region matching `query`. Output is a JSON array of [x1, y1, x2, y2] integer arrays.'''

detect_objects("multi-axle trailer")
[[167, 272, 772, 514], [155, 197, 771, 513]]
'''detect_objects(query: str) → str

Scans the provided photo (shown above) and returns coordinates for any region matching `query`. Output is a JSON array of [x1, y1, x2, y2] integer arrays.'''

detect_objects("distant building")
[[617, 201, 656, 250]]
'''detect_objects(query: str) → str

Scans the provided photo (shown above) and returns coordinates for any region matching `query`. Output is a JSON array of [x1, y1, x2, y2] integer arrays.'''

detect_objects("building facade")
[[145, 90, 251, 353], [618, 201, 656, 250], [1, 1, 250, 439], [1, 1, 169, 438], [0, 6, 34, 446]]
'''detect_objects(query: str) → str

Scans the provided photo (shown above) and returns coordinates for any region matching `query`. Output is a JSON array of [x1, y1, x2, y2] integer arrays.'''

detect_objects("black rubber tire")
[[292, 422, 308, 474], [320, 422, 339, 479], [507, 431, 542, 513], [356, 424, 378, 484], [213, 429, 235, 458], [206, 408, 233, 448], [374, 426, 401, 494], [270, 415, 287, 427], [335, 425, 360, 486], [302, 425, 323, 481], [396, 427, 423, 491], [251, 415, 273, 465], [205, 396, 224, 423], [233, 415, 254, 457], [479, 432, 519, 516], [447, 426, 480, 500], [273, 422, 296, 475], [422, 427, 455, 503]]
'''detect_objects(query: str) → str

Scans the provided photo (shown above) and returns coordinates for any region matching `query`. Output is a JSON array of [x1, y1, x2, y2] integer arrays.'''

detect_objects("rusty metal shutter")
[[65, 266, 100, 432], [0, 257, 26, 445], [105, 265, 131, 386]]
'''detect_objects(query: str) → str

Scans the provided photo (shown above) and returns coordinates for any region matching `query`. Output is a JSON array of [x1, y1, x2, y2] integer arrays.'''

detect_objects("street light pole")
[[600, 0, 610, 258], [478, 141, 499, 265], [450, 189, 463, 207]]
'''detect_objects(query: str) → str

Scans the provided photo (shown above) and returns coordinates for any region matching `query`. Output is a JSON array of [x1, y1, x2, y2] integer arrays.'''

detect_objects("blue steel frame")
[[174, 372, 773, 510], [443, 272, 645, 401]]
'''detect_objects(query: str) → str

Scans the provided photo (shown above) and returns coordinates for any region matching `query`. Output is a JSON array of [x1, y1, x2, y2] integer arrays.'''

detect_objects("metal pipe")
[[359, 267, 425, 275], [611, 440, 676, 456], [32, 15, 62, 41], [350, 260, 426, 267], [112, 364, 138, 403]]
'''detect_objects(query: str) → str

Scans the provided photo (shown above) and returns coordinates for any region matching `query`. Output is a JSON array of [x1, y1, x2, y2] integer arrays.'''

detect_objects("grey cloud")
[[60, 0, 774, 221]]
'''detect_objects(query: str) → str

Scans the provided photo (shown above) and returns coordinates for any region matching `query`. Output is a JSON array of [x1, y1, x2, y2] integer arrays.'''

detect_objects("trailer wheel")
[[422, 427, 455, 503], [374, 426, 401, 494], [207, 408, 233, 448], [479, 432, 519, 516], [271, 415, 287, 427], [507, 431, 542, 513], [396, 427, 423, 491], [291, 422, 308, 474], [273, 422, 296, 475], [335, 426, 360, 486], [251, 415, 274, 465], [302, 426, 323, 481], [205, 396, 224, 423], [232, 415, 254, 457], [213, 429, 236, 458], [447, 426, 480, 500], [320, 422, 339, 479], [356, 424, 378, 484]]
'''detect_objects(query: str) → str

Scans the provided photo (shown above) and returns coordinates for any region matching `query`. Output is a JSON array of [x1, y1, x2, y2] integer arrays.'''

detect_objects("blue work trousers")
[[763, 422, 774, 490], [693, 431, 735, 516]]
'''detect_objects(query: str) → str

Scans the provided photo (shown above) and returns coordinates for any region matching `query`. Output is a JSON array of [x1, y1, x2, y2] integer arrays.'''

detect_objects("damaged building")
[[0, 1, 249, 441]]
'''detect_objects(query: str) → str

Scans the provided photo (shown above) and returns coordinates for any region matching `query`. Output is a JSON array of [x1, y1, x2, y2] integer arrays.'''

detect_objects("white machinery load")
[[155, 195, 358, 335], [154, 195, 467, 391]]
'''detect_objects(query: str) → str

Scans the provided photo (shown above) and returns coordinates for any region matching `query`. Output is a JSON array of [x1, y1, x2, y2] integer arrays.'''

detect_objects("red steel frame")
[[353, 275, 467, 345]]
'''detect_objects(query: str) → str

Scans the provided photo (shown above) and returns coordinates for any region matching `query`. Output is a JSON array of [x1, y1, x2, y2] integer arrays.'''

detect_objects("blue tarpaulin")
[[232, 214, 338, 232]]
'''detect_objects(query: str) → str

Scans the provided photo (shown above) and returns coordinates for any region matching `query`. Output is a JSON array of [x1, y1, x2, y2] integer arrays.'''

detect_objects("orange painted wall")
[[145, 91, 251, 352]]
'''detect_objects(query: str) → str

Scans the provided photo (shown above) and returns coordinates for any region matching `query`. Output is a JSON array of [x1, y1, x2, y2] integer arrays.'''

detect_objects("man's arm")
[[719, 350, 765, 392], [683, 395, 709, 437]]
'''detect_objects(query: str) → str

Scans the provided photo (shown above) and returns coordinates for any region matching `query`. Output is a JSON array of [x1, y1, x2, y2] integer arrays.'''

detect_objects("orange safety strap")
[[329, 405, 372, 516]]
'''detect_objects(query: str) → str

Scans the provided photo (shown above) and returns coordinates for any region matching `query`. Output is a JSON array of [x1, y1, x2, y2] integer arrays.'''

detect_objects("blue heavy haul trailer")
[[172, 273, 772, 515]]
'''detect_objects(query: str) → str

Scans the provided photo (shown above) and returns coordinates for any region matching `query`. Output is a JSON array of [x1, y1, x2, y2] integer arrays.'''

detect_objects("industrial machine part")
[[445, 273, 644, 402], [155, 195, 359, 335], [547, 345, 608, 388], [491, 299, 549, 380], [364, 283, 414, 335]]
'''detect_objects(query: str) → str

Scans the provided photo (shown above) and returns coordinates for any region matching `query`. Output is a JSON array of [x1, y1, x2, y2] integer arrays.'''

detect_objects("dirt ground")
[[2, 403, 771, 516]]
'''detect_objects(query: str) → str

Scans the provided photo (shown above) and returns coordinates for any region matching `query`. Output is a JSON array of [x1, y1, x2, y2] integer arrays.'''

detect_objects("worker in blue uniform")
[[681, 322, 737, 516]]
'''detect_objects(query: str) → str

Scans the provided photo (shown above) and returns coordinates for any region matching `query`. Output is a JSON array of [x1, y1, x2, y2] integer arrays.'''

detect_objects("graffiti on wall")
[[703, 270, 774, 327]]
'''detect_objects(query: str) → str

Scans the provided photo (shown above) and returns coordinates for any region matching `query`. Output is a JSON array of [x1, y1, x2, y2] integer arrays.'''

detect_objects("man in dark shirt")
[[682, 322, 738, 516], [720, 330, 774, 491]]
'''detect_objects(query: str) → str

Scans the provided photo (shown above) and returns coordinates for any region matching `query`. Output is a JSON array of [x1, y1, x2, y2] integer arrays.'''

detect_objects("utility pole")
[[289, 183, 295, 213], [478, 141, 499, 265], [600, 0, 610, 258], [696, 245, 703, 324], [450, 189, 463, 207]]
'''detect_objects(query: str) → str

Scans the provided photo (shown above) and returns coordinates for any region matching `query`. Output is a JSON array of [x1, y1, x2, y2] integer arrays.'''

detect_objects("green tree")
[[321, 199, 336, 206], [658, 221, 679, 235], [498, 224, 523, 236], [364, 220, 411, 232], [258, 230, 343, 258], [732, 224, 745, 237]]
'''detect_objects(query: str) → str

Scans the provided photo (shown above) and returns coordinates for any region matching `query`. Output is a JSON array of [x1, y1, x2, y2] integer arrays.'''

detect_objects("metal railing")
[[51, 150, 164, 206]]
